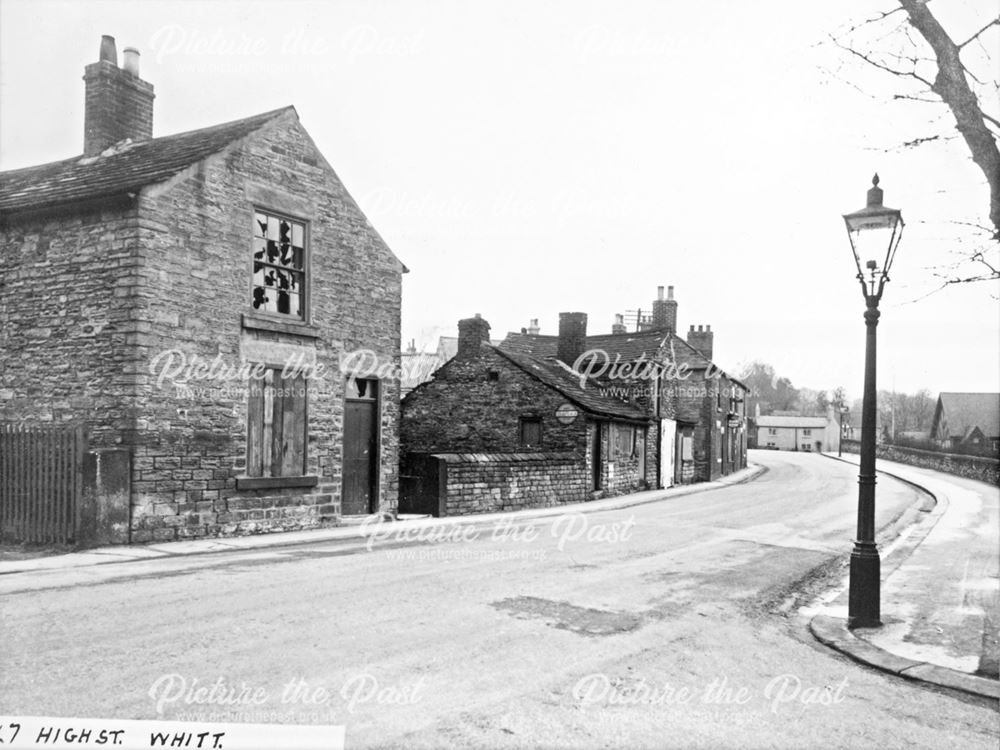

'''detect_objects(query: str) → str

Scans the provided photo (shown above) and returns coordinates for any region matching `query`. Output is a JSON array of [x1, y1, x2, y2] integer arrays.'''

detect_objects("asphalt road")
[[1, 450, 996, 749]]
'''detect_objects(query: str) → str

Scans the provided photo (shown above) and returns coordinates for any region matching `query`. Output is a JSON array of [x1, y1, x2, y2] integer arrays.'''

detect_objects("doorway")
[[343, 378, 379, 515]]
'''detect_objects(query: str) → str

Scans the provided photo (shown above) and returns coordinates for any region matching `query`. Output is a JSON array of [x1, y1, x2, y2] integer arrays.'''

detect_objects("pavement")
[[0, 462, 766, 576], [807, 452, 999, 701]]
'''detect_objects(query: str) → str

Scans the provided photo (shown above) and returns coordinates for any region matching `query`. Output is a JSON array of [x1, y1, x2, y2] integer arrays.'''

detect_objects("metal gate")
[[0, 423, 85, 544]]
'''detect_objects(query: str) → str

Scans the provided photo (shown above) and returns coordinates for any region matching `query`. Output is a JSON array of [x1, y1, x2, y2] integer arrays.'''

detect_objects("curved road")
[[1, 450, 996, 749]]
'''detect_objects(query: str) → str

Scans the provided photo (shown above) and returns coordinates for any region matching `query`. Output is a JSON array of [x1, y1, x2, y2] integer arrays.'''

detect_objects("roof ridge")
[[0, 106, 299, 213], [0, 106, 295, 178], [137, 105, 295, 146]]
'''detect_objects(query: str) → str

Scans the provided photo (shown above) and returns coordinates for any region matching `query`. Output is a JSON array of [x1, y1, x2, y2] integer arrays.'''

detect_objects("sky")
[[2, 0, 997, 400]]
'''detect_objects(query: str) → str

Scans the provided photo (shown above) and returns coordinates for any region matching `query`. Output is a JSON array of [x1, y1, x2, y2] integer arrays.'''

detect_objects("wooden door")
[[343, 379, 378, 515]]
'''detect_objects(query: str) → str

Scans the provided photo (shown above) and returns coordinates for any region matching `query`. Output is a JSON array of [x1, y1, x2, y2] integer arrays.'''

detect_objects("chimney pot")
[[122, 47, 140, 76], [99, 35, 117, 65], [657, 285, 664, 301], [667, 285, 674, 301], [527, 317, 540, 335]]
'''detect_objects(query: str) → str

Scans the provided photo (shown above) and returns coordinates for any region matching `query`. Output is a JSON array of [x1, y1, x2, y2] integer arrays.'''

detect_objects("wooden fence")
[[0, 423, 86, 544]]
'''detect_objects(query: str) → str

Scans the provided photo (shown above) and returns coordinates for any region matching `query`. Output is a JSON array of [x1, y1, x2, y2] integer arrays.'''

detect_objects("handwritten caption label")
[[0, 717, 343, 749]]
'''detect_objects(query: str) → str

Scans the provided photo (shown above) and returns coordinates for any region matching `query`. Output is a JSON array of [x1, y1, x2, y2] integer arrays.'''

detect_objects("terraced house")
[[0, 36, 405, 543], [399, 287, 748, 517]]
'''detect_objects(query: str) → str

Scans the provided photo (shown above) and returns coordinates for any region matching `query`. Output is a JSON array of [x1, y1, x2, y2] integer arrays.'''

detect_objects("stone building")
[[502, 286, 749, 485], [399, 314, 658, 516], [399, 288, 748, 515], [0, 36, 405, 541]]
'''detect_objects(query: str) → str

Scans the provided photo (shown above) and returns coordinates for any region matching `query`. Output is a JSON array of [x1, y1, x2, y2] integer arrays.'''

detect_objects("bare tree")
[[830, 1, 999, 286]]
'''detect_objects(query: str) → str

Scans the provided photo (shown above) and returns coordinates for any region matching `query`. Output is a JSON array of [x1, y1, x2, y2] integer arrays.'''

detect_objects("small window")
[[247, 368, 307, 477], [486, 370, 500, 382], [613, 424, 637, 458], [519, 417, 541, 447], [253, 210, 306, 319], [768, 428, 777, 436], [803, 429, 812, 436]]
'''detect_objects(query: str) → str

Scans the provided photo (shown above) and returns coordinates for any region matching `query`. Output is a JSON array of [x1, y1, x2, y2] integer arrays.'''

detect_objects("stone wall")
[[0, 202, 144, 445], [402, 345, 587, 454], [436, 452, 590, 515], [841, 440, 999, 486]]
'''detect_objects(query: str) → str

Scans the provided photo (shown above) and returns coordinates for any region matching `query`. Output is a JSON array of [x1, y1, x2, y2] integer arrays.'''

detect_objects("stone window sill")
[[242, 312, 321, 339], [236, 475, 319, 491]]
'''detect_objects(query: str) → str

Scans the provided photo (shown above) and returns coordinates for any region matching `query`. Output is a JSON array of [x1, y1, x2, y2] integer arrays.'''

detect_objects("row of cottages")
[[399, 287, 749, 516], [0, 37, 405, 542]]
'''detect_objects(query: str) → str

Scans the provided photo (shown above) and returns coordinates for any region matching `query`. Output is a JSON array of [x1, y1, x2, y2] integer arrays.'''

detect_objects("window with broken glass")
[[253, 211, 306, 318]]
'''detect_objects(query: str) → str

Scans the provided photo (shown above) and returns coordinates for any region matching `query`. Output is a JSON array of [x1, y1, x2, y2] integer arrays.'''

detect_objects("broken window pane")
[[252, 210, 307, 320]]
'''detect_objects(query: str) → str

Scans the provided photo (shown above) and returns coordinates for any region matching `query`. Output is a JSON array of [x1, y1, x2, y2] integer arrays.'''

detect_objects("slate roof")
[[499, 329, 741, 386], [756, 415, 829, 428], [0, 107, 293, 214], [490, 346, 650, 423], [934, 392, 1000, 439]]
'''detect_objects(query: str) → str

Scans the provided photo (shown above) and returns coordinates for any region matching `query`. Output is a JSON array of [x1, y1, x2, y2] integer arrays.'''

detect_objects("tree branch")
[[958, 17, 1000, 49], [830, 34, 934, 88], [898, 0, 1000, 241]]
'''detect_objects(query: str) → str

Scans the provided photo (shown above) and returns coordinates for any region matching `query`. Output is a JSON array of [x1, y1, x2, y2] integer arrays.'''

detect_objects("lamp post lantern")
[[842, 173, 904, 630]]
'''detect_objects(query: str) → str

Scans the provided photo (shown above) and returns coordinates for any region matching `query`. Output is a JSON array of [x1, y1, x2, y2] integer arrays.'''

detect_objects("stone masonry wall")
[[402, 345, 587, 454], [438, 452, 590, 515], [0, 202, 142, 446], [841, 440, 999, 486]]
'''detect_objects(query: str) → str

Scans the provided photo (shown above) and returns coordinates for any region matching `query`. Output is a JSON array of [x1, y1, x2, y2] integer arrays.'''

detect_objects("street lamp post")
[[838, 406, 849, 458], [842, 174, 904, 630]]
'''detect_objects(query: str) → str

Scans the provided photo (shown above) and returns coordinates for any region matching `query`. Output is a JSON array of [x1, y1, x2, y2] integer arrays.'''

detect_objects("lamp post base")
[[847, 540, 881, 629]]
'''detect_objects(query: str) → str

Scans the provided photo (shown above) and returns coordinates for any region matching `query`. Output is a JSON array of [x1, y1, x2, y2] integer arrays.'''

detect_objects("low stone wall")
[[841, 439, 999, 486], [436, 452, 590, 516]]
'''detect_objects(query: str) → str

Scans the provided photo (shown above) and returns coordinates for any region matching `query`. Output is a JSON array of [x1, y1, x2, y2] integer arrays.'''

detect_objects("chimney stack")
[[611, 313, 626, 334], [651, 284, 678, 333], [457, 314, 491, 358], [527, 318, 540, 335], [687, 324, 714, 361], [557, 312, 588, 366], [83, 35, 155, 156]]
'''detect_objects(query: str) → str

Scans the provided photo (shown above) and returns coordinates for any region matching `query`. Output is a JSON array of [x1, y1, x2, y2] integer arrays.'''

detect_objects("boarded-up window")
[[247, 368, 307, 477], [519, 417, 542, 448]]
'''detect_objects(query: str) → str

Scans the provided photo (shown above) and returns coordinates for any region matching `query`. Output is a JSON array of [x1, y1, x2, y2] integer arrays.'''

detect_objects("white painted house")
[[756, 414, 837, 453]]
